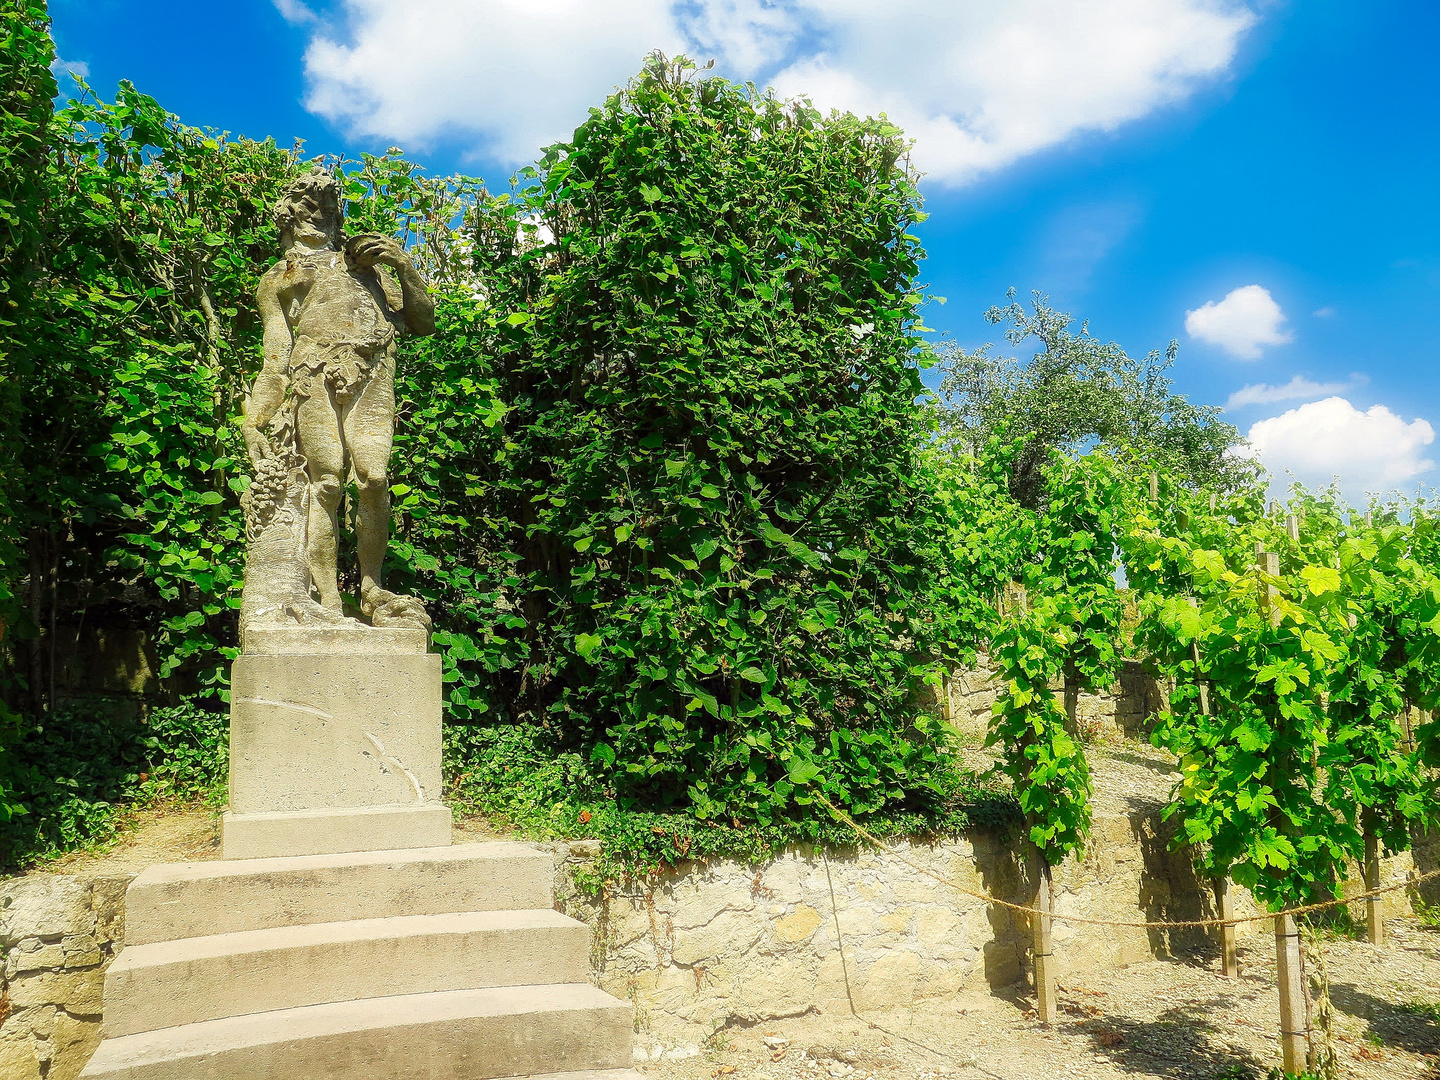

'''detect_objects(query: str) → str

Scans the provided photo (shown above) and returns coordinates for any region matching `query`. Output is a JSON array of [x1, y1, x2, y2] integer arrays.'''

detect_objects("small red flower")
[[578, 810, 592, 824]]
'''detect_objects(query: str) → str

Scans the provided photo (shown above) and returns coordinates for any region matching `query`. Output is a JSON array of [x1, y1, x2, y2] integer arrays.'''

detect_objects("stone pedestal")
[[222, 627, 451, 859], [81, 632, 638, 1080]]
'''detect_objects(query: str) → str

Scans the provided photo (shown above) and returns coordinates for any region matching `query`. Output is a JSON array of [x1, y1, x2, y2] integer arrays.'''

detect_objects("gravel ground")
[[635, 920, 1440, 1080]]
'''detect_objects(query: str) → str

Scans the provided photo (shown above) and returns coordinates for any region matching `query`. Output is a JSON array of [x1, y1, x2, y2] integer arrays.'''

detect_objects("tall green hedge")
[[390, 57, 957, 824]]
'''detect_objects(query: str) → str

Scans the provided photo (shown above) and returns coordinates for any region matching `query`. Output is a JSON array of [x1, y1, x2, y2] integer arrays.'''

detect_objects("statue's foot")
[[361, 585, 432, 632], [285, 596, 359, 626]]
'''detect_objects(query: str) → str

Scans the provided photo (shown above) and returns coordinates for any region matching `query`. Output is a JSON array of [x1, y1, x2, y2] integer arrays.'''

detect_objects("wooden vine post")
[[1353, 512, 1387, 947], [1214, 877, 1239, 977], [1364, 833, 1384, 946], [1032, 853, 1056, 1024], [1274, 913, 1310, 1075], [1257, 543, 1312, 1075]]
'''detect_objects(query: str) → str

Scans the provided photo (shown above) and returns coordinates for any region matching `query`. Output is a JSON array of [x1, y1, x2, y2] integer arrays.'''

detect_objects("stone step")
[[103, 908, 591, 1037], [124, 841, 553, 945], [81, 983, 633, 1080]]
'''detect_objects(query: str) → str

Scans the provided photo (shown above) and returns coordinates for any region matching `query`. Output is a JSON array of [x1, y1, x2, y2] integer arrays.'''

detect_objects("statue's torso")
[[275, 249, 400, 350], [272, 250, 399, 404]]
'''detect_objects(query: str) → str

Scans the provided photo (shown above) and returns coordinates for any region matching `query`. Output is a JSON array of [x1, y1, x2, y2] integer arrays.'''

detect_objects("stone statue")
[[238, 167, 434, 640]]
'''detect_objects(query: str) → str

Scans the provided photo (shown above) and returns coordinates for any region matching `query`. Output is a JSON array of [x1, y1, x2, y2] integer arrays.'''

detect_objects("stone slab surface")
[[124, 842, 553, 945], [228, 651, 443, 814], [103, 908, 592, 1037], [242, 624, 429, 655], [80, 984, 633, 1080], [221, 803, 452, 860]]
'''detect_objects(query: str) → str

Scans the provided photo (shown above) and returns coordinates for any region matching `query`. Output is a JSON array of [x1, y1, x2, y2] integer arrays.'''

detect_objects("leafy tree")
[[411, 54, 955, 824], [937, 290, 1254, 508], [1, 80, 299, 714], [0, 0, 58, 819]]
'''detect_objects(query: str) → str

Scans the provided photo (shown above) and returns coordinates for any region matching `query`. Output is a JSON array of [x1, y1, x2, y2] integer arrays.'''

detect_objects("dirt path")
[[20, 802, 508, 877], [636, 922, 1440, 1080]]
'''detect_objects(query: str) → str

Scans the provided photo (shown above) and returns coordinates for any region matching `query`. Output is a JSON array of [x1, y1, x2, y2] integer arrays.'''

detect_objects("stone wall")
[[0, 876, 128, 1080], [547, 811, 1296, 1045], [942, 655, 1167, 742]]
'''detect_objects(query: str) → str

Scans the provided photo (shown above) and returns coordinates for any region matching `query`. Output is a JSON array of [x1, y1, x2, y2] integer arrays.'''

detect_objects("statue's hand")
[[346, 232, 409, 271]]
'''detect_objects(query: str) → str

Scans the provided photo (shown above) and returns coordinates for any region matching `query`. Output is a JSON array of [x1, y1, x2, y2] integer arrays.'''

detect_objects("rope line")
[[814, 792, 1440, 930]]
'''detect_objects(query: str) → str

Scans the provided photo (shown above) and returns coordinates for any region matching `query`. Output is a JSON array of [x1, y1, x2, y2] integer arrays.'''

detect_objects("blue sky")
[[49, 0, 1440, 503]]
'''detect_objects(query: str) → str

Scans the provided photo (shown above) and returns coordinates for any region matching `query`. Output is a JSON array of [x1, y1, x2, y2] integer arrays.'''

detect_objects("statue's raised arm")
[[237, 167, 431, 647]]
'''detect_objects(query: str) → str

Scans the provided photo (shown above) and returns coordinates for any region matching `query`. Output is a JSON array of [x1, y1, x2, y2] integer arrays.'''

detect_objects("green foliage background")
[[0, 22, 997, 864], [3, 2, 1436, 922]]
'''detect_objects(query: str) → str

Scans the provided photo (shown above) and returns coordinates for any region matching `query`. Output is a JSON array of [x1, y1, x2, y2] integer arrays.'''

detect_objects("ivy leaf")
[[787, 759, 821, 785], [590, 743, 616, 766]]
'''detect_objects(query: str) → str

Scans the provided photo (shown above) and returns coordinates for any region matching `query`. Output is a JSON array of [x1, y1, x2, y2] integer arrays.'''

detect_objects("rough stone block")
[[8, 940, 66, 976], [89, 879, 130, 946], [4, 1005, 58, 1039], [9, 969, 105, 1014], [0, 1033, 44, 1080], [772, 905, 821, 945], [669, 912, 762, 967], [51, 1010, 104, 1080], [0, 878, 95, 946]]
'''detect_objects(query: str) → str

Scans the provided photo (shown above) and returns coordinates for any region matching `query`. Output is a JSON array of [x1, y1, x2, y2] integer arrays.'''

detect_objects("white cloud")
[[49, 57, 89, 81], [302, 0, 684, 165], [770, 0, 1255, 185], [1312, 306, 1336, 318], [272, 0, 318, 25], [676, 0, 805, 72], [1184, 284, 1293, 359], [291, 0, 1257, 181], [1225, 372, 1367, 410], [1245, 397, 1435, 500]]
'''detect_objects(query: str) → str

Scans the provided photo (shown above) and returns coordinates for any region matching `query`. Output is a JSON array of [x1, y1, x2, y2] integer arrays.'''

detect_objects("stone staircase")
[[80, 842, 639, 1080]]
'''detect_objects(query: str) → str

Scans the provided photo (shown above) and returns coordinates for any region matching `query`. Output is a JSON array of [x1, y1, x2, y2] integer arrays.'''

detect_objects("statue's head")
[[273, 167, 342, 251]]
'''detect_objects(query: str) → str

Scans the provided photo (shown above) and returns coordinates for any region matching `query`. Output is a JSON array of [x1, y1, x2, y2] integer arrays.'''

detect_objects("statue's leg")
[[343, 357, 396, 599], [296, 388, 346, 612]]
